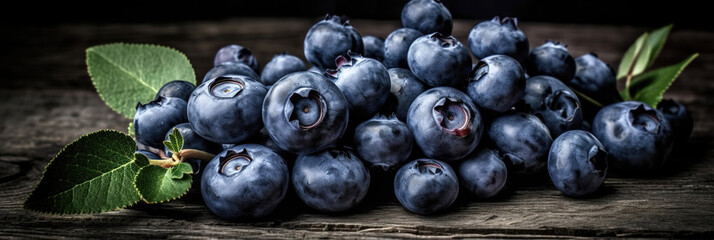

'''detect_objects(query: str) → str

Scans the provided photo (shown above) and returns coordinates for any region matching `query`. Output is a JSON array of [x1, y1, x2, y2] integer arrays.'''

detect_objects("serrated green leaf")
[[24, 130, 144, 214], [628, 53, 698, 108], [163, 128, 183, 155], [128, 122, 135, 137], [134, 163, 193, 204], [644, 24, 673, 69], [86, 43, 195, 119], [617, 32, 649, 80]]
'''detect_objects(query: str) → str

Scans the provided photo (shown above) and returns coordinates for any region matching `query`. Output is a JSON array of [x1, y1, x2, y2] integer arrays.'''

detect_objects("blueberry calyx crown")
[[136, 95, 166, 111], [470, 61, 489, 82], [325, 51, 362, 79], [286, 88, 327, 130], [416, 160, 443, 175], [491, 16, 519, 29], [588, 145, 608, 177], [430, 33, 457, 48], [543, 40, 568, 50], [433, 97, 471, 137], [219, 148, 252, 176], [545, 90, 579, 121], [209, 77, 244, 98], [629, 104, 661, 134], [324, 14, 351, 26]]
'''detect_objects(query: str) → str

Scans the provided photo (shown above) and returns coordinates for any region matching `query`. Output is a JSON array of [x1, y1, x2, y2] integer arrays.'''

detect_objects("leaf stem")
[[149, 158, 177, 168], [570, 88, 603, 108], [178, 149, 216, 163], [624, 74, 633, 100]]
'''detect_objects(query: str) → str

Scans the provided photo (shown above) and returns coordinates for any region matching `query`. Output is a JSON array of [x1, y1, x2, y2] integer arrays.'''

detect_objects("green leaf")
[[617, 32, 649, 80], [86, 43, 195, 119], [24, 130, 146, 214], [628, 53, 698, 108], [127, 122, 135, 137], [134, 163, 193, 204], [644, 24, 673, 69], [163, 128, 184, 155]]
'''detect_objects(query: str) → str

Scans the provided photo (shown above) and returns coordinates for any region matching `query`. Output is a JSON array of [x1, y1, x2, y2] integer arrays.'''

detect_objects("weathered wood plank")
[[1, 19, 713, 238]]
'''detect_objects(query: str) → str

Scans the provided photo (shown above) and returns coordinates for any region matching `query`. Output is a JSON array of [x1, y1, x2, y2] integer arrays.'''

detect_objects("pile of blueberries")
[[133, 0, 694, 219]]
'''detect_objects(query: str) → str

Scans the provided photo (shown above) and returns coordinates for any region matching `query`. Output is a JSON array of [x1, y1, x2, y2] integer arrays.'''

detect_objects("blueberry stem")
[[178, 149, 216, 163], [148, 159, 177, 168], [571, 88, 603, 108]]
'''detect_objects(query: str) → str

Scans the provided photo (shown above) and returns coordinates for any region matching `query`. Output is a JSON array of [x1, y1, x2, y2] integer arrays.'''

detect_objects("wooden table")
[[1, 18, 713, 238]]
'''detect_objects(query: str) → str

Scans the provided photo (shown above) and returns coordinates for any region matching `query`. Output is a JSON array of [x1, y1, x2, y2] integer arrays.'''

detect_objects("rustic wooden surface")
[[1, 18, 713, 238]]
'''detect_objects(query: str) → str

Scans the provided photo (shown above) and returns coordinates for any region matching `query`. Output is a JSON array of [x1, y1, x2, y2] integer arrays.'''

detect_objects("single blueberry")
[[457, 148, 508, 199], [213, 44, 259, 74], [548, 130, 608, 197], [394, 158, 459, 215], [134, 96, 188, 149], [592, 101, 674, 174], [466, 55, 526, 112], [468, 16, 529, 64], [262, 71, 349, 154], [187, 75, 267, 144], [383, 28, 422, 69], [488, 112, 553, 175], [304, 14, 364, 71], [407, 87, 483, 161], [401, 0, 453, 35], [526, 41, 576, 82], [325, 52, 391, 120], [353, 114, 414, 170], [201, 144, 289, 219], [407, 33, 472, 88], [260, 53, 306, 86], [292, 147, 370, 212]]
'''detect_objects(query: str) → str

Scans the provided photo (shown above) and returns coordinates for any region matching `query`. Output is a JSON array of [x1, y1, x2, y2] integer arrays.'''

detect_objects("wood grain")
[[1, 19, 713, 238]]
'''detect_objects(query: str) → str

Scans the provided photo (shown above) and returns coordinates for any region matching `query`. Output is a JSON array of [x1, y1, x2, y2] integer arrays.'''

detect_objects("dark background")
[[2, 0, 710, 30]]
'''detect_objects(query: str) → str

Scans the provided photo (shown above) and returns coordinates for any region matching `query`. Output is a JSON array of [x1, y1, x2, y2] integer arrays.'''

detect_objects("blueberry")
[[592, 101, 674, 174], [548, 130, 608, 197], [135, 150, 160, 160], [353, 114, 413, 170], [134, 96, 188, 149], [394, 158, 458, 215], [325, 53, 390, 119], [657, 99, 694, 146], [466, 55, 526, 112], [203, 62, 260, 83], [362, 35, 385, 62], [407, 33, 472, 88], [201, 144, 289, 219], [163, 123, 222, 174], [383, 28, 422, 69], [260, 53, 306, 86], [526, 41, 576, 82], [457, 148, 508, 199], [488, 112, 553, 175], [187, 75, 267, 144], [262, 71, 349, 154], [522, 75, 583, 137], [401, 0, 453, 35], [213, 44, 259, 74], [292, 147, 370, 212], [307, 66, 322, 74], [407, 87, 483, 161], [468, 16, 529, 64], [569, 53, 619, 104], [304, 14, 363, 71], [156, 80, 196, 102], [382, 68, 427, 121]]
